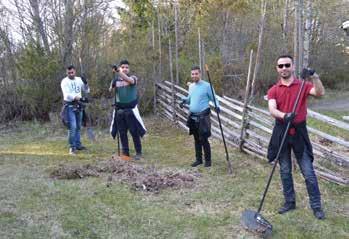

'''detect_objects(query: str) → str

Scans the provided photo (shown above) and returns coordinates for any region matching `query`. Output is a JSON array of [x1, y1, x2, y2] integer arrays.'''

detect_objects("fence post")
[[239, 50, 254, 151]]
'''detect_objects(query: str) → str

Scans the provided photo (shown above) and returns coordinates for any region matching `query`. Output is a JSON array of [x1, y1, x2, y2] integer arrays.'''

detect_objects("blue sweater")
[[182, 80, 219, 113]]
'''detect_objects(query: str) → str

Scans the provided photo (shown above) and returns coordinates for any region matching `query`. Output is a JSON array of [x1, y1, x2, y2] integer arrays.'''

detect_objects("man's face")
[[191, 69, 201, 83], [67, 68, 76, 79], [276, 57, 294, 80], [119, 64, 129, 74]]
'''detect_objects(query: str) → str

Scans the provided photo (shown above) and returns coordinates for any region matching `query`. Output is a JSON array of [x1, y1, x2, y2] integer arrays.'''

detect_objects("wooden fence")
[[155, 80, 349, 185]]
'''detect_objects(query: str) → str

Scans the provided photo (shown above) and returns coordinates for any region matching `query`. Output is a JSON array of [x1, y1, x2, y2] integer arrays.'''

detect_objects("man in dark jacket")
[[267, 55, 325, 219], [109, 60, 146, 160], [181, 66, 220, 167]]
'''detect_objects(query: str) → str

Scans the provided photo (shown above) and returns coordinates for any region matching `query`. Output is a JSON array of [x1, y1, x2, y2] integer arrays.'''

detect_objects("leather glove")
[[283, 112, 296, 123], [301, 68, 315, 80]]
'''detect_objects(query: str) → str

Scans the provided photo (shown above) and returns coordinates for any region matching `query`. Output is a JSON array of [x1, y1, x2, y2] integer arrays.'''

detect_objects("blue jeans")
[[67, 106, 82, 149], [279, 144, 322, 210]]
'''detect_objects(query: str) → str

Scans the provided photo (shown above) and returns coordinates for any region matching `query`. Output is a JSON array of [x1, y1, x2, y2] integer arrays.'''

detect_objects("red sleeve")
[[304, 81, 313, 96], [267, 86, 276, 100]]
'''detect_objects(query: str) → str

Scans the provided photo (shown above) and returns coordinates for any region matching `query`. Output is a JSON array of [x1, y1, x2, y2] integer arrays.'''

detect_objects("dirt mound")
[[50, 159, 200, 193]]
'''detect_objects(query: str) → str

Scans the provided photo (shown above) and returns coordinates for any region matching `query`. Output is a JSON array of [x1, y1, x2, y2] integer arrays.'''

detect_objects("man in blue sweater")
[[181, 66, 220, 167]]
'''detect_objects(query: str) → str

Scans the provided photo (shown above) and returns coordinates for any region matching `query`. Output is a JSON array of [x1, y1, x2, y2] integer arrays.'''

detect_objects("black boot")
[[191, 160, 203, 167], [278, 202, 296, 214], [204, 160, 211, 167]]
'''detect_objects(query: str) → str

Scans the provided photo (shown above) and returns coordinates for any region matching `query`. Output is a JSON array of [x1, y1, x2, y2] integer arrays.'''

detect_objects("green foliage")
[[16, 43, 61, 121]]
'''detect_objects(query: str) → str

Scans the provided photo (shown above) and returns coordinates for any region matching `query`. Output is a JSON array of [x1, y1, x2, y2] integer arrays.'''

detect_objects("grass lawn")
[[0, 116, 348, 239]]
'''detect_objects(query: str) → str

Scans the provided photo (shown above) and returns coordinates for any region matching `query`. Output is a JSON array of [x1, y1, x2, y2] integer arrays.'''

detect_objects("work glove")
[[81, 74, 88, 85], [283, 112, 296, 123], [301, 68, 315, 80], [215, 107, 221, 114]]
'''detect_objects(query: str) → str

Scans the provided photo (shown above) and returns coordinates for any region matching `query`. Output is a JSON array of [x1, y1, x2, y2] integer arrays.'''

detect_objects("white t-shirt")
[[60, 76, 90, 102]]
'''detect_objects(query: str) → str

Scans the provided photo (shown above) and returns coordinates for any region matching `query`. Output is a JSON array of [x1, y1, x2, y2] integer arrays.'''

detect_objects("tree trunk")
[[282, 0, 289, 51], [29, 0, 50, 54], [303, 0, 312, 68], [294, 0, 304, 76], [62, 0, 75, 67]]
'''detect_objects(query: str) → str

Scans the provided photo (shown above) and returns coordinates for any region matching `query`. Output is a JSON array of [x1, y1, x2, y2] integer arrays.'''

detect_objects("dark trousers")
[[193, 128, 211, 162], [279, 142, 322, 210], [116, 109, 142, 155]]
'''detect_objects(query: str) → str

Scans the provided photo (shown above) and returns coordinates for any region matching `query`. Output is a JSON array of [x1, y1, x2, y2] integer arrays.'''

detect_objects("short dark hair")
[[119, 60, 129, 66], [277, 54, 293, 62], [191, 65, 201, 71], [67, 65, 75, 70]]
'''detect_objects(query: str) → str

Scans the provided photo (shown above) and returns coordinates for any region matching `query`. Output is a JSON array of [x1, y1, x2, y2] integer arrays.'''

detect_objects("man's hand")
[[283, 112, 296, 123], [301, 68, 315, 80], [74, 95, 81, 101], [215, 107, 220, 114], [179, 99, 186, 108]]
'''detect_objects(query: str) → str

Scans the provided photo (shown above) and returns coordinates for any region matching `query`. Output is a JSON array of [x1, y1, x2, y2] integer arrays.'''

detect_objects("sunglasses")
[[277, 63, 291, 69]]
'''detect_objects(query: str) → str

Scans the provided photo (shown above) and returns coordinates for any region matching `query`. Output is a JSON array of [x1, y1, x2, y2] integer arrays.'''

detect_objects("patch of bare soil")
[[50, 159, 200, 193]]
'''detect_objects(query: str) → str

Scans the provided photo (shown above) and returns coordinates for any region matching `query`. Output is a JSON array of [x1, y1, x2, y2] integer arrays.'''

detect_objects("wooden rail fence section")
[[156, 81, 349, 185]]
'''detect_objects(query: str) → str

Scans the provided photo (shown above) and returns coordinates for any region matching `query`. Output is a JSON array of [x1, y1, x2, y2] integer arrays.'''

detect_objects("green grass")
[[0, 116, 348, 239]]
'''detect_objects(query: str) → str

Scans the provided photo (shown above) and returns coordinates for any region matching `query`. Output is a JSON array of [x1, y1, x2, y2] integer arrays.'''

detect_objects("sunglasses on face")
[[277, 63, 291, 69]]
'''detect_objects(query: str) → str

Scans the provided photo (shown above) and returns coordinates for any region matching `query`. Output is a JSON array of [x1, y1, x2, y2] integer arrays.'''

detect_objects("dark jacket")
[[267, 120, 313, 162], [186, 108, 211, 138]]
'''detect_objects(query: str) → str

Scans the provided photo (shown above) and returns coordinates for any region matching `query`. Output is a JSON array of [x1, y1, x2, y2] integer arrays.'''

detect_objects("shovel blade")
[[241, 209, 272, 238]]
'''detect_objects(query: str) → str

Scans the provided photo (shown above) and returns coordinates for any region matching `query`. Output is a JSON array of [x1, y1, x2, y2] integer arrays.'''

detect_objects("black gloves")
[[215, 107, 221, 114], [283, 112, 296, 123], [301, 68, 315, 80]]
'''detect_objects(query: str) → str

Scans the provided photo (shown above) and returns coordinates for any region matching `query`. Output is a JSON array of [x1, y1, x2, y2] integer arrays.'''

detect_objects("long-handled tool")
[[79, 57, 95, 141], [241, 77, 306, 237], [204, 64, 233, 174]]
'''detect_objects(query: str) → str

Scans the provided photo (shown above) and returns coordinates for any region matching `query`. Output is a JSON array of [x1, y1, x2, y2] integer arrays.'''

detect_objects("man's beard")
[[280, 72, 291, 80], [68, 75, 75, 79]]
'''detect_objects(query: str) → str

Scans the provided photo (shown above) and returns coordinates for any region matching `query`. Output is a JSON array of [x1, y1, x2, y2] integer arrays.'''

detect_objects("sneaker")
[[204, 161, 211, 167], [278, 203, 296, 214], [69, 148, 76, 155], [191, 160, 203, 167], [76, 145, 87, 150], [313, 208, 325, 220], [133, 154, 143, 160]]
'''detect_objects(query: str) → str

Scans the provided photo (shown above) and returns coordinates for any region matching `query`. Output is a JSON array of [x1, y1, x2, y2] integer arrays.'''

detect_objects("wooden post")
[[152, 21, 157, 114], [239, 50, 254, 151], [157, 9, 162, 82], [198, 28, 202, 71], [250, 0, 266, 103], [174, 3, 179, 85], [168, 38, 176, 121]]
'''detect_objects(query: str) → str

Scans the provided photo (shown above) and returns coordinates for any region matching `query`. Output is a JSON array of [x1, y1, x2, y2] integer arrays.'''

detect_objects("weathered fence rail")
[[156, 80, 349, 185]]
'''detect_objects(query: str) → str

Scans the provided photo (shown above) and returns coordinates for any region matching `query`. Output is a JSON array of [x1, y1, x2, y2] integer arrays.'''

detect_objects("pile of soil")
[[50, 159, 200, 193]]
